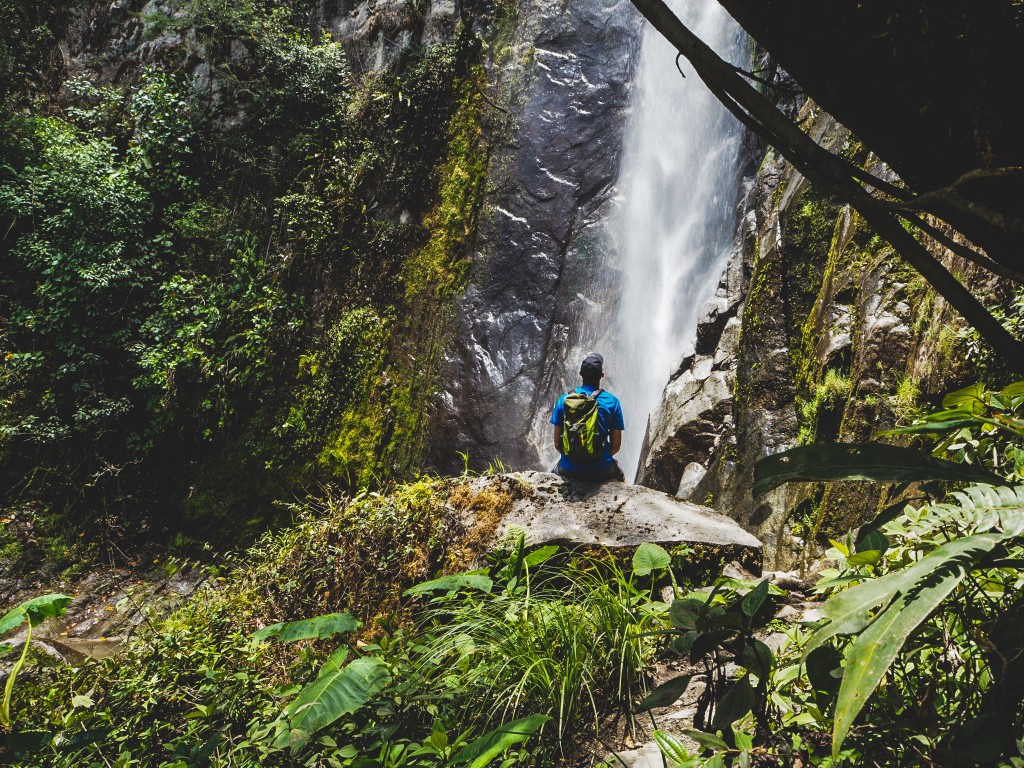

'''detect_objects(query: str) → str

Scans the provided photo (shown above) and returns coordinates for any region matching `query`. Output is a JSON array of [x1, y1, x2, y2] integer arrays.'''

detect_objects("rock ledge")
[[480, 472, 762, 555]]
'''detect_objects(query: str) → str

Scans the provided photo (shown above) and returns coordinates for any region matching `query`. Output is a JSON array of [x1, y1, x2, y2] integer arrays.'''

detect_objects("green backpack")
[[560, 389, 604, 462]]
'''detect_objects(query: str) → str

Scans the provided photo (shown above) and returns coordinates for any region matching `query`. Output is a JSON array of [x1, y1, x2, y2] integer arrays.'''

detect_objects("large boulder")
[[469, 471, 762, 565]]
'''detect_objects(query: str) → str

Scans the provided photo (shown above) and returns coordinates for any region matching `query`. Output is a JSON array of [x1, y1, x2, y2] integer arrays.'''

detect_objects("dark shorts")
[[551, 459, 625, 482]]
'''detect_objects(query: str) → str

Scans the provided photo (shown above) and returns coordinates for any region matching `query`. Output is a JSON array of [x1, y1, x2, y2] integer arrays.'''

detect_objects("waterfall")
[[608, 0, 746, 478]]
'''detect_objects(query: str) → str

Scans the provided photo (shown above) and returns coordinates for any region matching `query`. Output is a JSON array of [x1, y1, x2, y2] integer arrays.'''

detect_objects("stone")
[[483, 472, 762, 553], [617, 741, 665, 768], [676, 462, 707, 500], [428, 0, 644, 474]]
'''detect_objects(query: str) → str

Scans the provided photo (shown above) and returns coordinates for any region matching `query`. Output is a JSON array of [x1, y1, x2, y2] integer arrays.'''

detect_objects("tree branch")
[[898, 213, 1024, 284], [628, 0, 1024, 367]]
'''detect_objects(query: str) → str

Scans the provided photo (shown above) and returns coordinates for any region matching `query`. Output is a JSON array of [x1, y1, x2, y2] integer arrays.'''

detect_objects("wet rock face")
[[428, 0, 643, 474], [633, 176, 755, 496], [639, 105, 989, 569]]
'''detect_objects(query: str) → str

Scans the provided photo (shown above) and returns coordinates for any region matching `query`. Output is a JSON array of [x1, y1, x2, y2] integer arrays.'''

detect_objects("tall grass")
[[414, 554, 665, 749]]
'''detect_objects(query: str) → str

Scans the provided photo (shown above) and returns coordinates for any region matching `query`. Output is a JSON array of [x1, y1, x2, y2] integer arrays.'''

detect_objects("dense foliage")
[[0, 0, 489, 550], [4, 478, 664, 767]]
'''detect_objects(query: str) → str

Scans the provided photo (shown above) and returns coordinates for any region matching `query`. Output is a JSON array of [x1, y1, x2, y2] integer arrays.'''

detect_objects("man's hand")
[[610, 429, 622, 456], [553, 425, 564, 454]]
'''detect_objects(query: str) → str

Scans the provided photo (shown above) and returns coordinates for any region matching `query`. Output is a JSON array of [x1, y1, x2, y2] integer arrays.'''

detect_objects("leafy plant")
[[410, 538, 664, 752], [640, 577, 777, 744], [736, 381, 1024, 765], [0, 594, 71, 731]]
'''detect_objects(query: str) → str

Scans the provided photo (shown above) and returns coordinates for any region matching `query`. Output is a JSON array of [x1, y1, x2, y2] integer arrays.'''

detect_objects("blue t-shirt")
[[550, 386, 625, 476]]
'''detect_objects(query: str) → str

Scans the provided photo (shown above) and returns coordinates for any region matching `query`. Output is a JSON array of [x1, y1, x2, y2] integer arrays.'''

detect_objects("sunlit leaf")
[[942, 383, 986, 413], [252, 613, 359, 642], [523, 546, 558, 567], [826, 533, 1011, 758], [449, 714, 549, 768], [283, 656, 390, 753], [805, 533, 1011, 661], [632, 543, 672, 576], [403, 573, 493, 597]]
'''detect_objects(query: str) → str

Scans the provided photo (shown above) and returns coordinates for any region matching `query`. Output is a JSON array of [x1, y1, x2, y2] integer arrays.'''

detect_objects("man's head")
[[579, 353, 604, 387]]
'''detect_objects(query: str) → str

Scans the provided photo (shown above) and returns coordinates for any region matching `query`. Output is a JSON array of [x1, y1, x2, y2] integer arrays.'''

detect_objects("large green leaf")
[[637, 675, 693, 711], [632, 543, 672, 576], [0, 594, 73, 635], [741, 579, 769, 619], [753, 442, 1004, 497], [804, 533, 1011, 659], [942, 383, 986, 413], [403, 573, 493, 597], [252, 613, 359, 642], [449, 714, 550, 768], [654, 730, 699, 765], [712, 674, 754, 729], [282, 656, 390, 752], [829, 532, 1011, 758]]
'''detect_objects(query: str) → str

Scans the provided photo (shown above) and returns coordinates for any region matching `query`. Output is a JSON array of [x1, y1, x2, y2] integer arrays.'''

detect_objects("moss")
[[797, 369, 853, 444], [314, 73, 490, 490]]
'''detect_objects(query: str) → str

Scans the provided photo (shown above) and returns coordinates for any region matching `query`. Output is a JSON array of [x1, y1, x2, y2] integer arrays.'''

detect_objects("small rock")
[[721, 561, 757, 581], [764, 570, 806, 590], [774, 604, 800, 621]]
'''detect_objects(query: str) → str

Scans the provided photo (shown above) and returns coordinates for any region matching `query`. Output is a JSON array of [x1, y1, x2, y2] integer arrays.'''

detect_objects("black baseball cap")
[[580, 353, 604, 376]]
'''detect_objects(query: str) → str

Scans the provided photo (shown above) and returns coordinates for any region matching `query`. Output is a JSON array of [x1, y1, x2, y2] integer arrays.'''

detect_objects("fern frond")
[[895, 484, 1024, 540]]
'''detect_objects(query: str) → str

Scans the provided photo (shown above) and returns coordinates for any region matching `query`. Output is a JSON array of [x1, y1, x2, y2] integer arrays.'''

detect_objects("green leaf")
[[884, 416, 981, 435], [680, 729, 729, 752], [670, 632, 696, 656], [856, 529, 888, 555], [403, 573, 493, 597], [753, 443, 1005, 497], [669, 598, 704, 630], [637, 675, 693, 712], [449, 714, 550, 768], [1000, 381, 1024, 399], [712, 675, 754, 729], [284, 657, 390, 753], [523, 546, 558, 567], [845, 550, 883, 567], [942, 383, 986, 413], [805, 533, 1011, 661], [734, 731, 754, 752], [253, 613, 360, 642], [741, 639, 774, 679], [52, 728, 112, 752], [741, 580, 769, 619], [829, 532, 1011, 758], [805, 645, 843, 701], [632, 543, 672, 576], [690, 629, 736, 662], [0, 594, 73, 635], [3, 730, 53, 754], [653, 730, 697, 765]]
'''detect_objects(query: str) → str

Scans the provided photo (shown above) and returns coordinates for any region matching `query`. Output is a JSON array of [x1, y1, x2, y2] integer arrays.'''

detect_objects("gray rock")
[[617, 741, 666, 768], [676, 462, 707, 499], [487, 472, 762, 552], [429, 0, 643, 474]]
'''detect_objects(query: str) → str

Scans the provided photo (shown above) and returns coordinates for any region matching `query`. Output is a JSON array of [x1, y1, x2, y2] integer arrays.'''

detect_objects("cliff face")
[[428, 0, 642, 473], [2, 0, 646, 535], [637, 101, 997, 568]]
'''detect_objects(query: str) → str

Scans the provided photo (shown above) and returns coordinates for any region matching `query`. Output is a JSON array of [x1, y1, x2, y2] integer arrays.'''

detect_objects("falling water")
[[610, 0, 746, 478]]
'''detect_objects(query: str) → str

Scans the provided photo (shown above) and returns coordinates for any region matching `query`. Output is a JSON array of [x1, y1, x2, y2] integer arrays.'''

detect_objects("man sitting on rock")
[[550, 353, 626, 482]]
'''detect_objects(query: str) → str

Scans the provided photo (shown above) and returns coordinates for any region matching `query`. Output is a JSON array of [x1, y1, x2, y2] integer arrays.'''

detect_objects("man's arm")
[[553, 425, 563, 454], [610, 429, 622, 456]]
